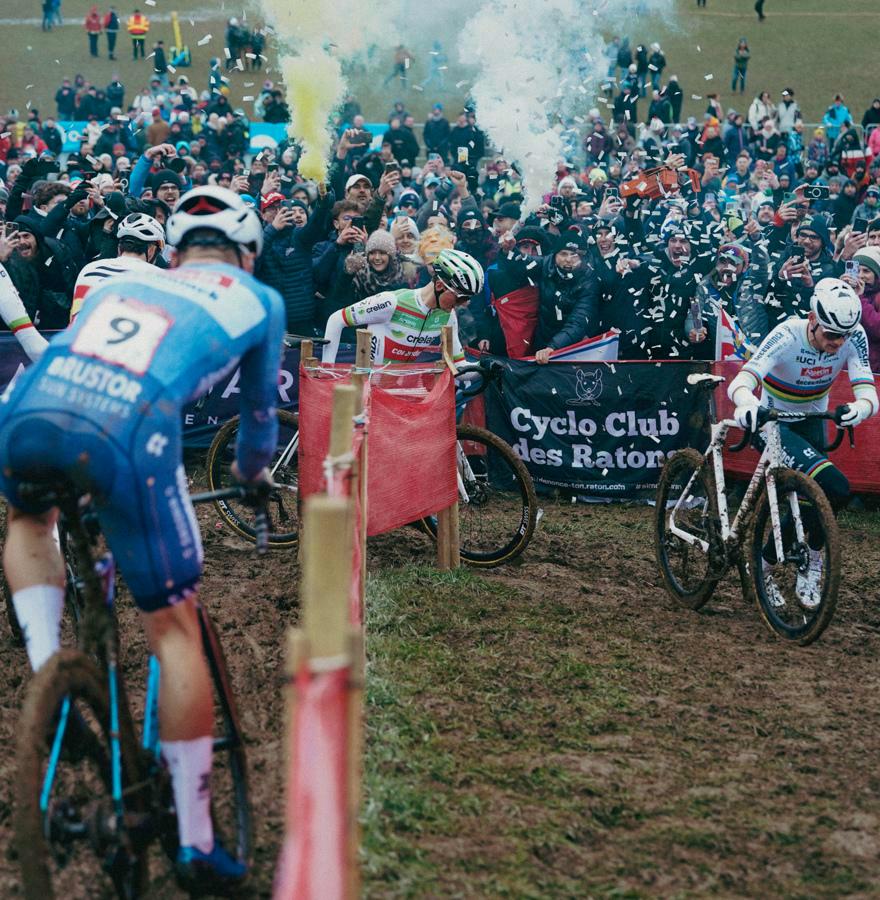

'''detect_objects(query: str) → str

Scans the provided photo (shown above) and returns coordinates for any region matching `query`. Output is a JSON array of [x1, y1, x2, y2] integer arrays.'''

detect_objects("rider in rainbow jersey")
[[728, 278, 877, 608]]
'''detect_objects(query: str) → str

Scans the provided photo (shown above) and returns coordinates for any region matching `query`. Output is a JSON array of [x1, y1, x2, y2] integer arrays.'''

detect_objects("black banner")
[[484, 359, 711, 499]]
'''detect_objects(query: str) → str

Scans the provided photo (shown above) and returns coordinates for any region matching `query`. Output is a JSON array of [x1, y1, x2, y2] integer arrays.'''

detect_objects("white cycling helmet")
[[166, 185, 263, 256], [432, 248, 484, 297], [811, 278, 862, 335], [117, 212, 165, 248]]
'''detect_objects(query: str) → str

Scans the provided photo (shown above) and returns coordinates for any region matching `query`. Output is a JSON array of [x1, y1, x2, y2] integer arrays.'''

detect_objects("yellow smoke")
[[276, 49, 344, 182], [259, 0, 350, 183]]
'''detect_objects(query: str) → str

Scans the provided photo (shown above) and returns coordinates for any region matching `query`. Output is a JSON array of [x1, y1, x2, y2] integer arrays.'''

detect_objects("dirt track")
[[1, 490, 879, 897]]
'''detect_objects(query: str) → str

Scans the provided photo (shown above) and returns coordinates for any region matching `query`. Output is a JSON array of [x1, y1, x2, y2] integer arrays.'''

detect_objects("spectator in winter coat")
[[822, 94, 852, 143], [256, 191, 333, 334], [84, 6, 102, 57], [732, 38, 750, 94], [666, 75, 683, 123], [851, 185, 880, 226], [806, 128, 829, 170], [496, 229, 601, 361], [103, 7, 120, 59], [648, 44, 666, 92], [776, 88, 801, 136], [423, 104, 451, 162], [850, 246, 880, 372], [724, 115, 749, 164], [747, 91, 775, 133], [55, 78, 77, 118], [861, 99, 880, 134]]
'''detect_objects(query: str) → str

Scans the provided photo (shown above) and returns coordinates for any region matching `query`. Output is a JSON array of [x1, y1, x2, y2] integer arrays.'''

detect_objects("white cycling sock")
[[163, 737, 214, 853], [12, 584, 64, 671]]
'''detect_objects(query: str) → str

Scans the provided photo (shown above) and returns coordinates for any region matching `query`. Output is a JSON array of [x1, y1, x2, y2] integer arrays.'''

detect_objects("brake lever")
[[848, 425, 855, 449]]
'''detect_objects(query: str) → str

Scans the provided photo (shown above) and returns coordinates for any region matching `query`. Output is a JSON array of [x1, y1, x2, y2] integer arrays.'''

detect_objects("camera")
[[549, 195, 565, 210], [802, 184, 830, 201], [350, 215, 365, 230], [384, 161, 400, 174], [267, 163, 279, 173]]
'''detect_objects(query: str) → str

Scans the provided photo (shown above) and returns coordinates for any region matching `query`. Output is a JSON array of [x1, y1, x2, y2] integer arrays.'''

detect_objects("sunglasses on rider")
[[820, 326, 847, 340]]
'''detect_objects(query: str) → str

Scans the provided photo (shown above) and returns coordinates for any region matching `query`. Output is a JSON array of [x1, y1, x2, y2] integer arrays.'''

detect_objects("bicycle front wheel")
[[751, 468, 840, 645], [655, 448, 723, 610], [16, 650, 147, 899], [206, 409, 300, 547], [420, 424, 537, 566]]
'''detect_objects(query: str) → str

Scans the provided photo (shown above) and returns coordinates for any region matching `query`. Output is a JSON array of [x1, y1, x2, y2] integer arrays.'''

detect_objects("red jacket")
[[84, 9, 102, 33], [860, 292, 880, 374]]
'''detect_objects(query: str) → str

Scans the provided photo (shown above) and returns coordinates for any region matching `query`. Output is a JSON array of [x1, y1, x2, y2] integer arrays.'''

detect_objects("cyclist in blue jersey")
[[0, 186, 285, 891]]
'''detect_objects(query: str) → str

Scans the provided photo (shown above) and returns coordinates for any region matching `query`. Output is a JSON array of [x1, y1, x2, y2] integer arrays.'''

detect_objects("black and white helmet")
[[811, 278, 862, 334], [117, 212, 165, 247], [166, 186, 263, 255], [432, 248, 484, 297]]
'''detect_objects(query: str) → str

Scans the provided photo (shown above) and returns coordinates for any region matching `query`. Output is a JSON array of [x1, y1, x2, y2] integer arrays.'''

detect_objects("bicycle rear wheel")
[[420, 424, 537, 566], [197, 604, 251, 869], [15, 650, 147, 899], [750, 468, 840, 645], [206, 409, 299, 547], [655, 448, 723, 610]]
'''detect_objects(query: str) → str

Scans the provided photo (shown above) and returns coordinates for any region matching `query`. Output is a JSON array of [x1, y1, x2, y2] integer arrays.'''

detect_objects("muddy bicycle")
[[207, 357, 538, 566], [655, 372, 851, 645], [14, 478, 267, 898]]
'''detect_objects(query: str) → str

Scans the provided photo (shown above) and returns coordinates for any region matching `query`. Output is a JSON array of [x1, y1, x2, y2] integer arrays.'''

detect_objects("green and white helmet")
[[433, 248, 484, 297]]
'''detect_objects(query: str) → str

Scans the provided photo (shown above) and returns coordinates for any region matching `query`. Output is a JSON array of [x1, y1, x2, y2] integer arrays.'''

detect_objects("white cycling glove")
[[837, 399, 874, 428], [734, 397, 761, 431]]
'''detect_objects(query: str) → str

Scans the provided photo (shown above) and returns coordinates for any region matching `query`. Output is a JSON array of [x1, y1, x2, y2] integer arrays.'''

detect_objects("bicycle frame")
[[667, 417, 798, 564]]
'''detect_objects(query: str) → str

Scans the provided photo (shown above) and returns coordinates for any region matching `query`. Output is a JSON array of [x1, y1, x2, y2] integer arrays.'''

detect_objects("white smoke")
[[460, 0, 674, 210]]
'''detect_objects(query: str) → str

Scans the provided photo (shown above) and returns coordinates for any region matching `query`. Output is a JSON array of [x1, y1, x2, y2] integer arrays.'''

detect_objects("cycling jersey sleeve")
[[235, 287, 286, 481], [740, 320, 798, 387], [321, 291, 397, 363], [845, 327, 879, 417], [447, 309, 465, 364], [0, 263, 49, 361]]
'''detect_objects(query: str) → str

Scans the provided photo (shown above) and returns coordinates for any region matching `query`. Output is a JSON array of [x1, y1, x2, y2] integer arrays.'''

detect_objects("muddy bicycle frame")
[[667, 374, 841, 566]]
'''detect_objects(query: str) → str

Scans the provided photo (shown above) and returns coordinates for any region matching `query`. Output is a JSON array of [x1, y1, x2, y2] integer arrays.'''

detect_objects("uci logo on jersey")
[[801, 365, 833, 379]]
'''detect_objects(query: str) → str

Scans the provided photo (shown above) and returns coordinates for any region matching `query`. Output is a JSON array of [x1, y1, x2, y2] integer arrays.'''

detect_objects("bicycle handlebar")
[[284, 333, 330, 349], [728, 407, 855, 454], [454, 358, 505, 400], [191, 483, 273, 554]]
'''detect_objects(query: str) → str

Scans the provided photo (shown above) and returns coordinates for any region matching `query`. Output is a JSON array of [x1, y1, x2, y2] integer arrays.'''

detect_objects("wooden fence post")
[[436, 327, 460, 570]]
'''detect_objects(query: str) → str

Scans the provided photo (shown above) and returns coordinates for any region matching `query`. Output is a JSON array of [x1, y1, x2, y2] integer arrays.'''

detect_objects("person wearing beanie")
[[767, 213, 840, 326], [150, 169, 183, 207], [256, 186, 335, 334], [851, 246, 880, 371], [455, 207, 498, 271], [342, 228, 408, 302]]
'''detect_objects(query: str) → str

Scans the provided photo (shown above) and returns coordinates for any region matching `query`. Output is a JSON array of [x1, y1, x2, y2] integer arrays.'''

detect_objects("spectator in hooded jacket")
[[747, 91, 775, 133], [648, 44, 666, 92], [776, 88, 801, 136], [423, 104, 451, 163], [732, 39, 750, 94]]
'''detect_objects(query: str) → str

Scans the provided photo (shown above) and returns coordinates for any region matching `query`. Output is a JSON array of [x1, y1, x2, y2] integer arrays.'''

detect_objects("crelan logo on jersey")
[[801, 365, 833, 379]]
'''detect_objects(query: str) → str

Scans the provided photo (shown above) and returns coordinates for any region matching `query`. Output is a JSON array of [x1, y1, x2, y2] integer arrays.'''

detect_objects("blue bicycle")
[[13, 480, 268, 898]]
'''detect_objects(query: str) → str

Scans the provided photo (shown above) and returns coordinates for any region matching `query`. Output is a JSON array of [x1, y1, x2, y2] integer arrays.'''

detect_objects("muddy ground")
[[0, 483, 879, 897]]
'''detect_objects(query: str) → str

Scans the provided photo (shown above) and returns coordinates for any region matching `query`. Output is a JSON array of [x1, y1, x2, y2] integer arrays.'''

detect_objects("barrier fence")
[[274, 330, 460, 898]]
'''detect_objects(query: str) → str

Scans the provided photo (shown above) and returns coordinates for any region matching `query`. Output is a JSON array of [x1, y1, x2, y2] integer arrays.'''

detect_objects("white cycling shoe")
[[762, 560, 786, 609], [796, 549, 823, 611]]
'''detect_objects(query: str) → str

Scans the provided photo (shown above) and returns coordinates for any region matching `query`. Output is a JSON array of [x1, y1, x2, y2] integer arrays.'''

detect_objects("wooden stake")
[[299, 339, 313, 362], [440, 324, 457, 374], [302, 496, 354, 659], [329, 384, 357, 460]]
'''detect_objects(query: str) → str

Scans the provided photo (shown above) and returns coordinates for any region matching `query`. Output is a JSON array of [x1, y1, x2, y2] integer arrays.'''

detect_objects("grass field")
[[1, 0, 877, 135]]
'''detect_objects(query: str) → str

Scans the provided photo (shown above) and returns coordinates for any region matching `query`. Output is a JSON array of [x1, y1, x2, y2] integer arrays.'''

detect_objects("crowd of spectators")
[[1, 44, 880, 369]]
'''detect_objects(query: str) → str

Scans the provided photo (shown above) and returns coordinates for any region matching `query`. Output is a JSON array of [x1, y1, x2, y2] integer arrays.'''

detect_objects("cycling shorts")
[[0, 409, 203, 613], [754, 417, 835, 481]]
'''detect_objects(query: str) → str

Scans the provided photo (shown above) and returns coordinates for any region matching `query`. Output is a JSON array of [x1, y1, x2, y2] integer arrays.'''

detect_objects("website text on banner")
[[297, 363, 458, 536], [484, 359, 711, 500], [714, 360, 880, 497]]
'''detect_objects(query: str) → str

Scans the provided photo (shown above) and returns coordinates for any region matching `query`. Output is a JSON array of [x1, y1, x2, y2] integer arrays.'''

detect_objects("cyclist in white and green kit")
[[321, 249, 484, 365]]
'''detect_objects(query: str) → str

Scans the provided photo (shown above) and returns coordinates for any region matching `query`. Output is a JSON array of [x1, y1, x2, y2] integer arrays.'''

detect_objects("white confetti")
[[704, 74, 714, 81]]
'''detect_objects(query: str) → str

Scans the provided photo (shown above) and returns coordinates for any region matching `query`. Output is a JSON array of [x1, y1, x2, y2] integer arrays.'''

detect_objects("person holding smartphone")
[[255, 184, 335, 335]]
